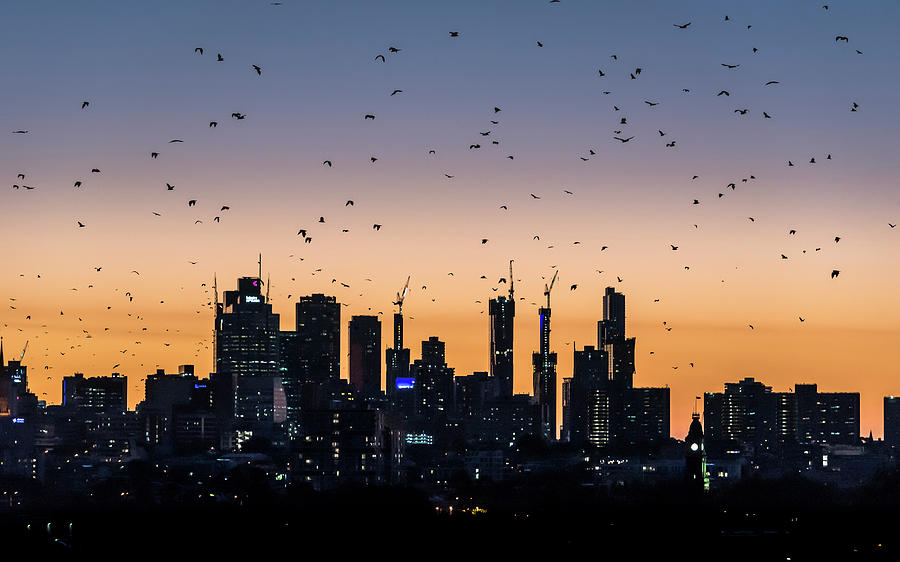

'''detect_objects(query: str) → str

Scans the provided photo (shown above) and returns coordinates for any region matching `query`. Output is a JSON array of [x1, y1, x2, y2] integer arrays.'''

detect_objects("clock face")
[[690, 442, 699, 451]]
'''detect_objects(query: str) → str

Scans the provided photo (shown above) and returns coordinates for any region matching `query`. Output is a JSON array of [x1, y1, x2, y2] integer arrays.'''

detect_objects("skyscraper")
[[599, 286, 625, 342], [349, 315, 381, 397], [0, 339, 30, 417], [532, 271, 558, 441], [386, 277, 412, 398], [489, 260, 516, 399], [214, 275, 284, 446], [885, 396, 900, 449], [412, 337, 455, 423], [598, 286, 634, 390], [564, 345, 608, 446], [489, 297, 515, 399], [215, 276, 281, 378], [296, 294, 341, 384]]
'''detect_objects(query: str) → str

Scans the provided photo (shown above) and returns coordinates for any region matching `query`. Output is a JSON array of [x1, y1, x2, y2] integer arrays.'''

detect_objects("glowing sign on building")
[[396, 377, 415, 390]]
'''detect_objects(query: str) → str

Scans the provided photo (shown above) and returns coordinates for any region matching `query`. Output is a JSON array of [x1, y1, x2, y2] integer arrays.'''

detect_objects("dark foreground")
[[4, 474, 900, 559]]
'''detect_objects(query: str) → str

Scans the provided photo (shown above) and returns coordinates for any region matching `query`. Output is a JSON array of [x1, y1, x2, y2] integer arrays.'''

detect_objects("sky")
[[2, 0, 900, 439]]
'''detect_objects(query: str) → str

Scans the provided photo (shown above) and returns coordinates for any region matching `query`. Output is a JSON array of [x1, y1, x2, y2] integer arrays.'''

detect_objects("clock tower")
[[685, 405, 708, 495]]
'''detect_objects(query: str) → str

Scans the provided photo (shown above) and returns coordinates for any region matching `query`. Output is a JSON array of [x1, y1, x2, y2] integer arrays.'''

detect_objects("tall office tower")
[[685, 412, 708, 495], [489, 297, 515, 399], [885, 396, 900, 449], [560, 378, 572, 442], [599, 286, 625, 342], [349, 315, 382, 397], [0, 339, 32, 417], [215, 276, 281, 378], [412, 337, 455, 422], [296, 294, 341, 383], [598, 287, 635, 390], [278, 330, 302, 436], [385, 313, 411, 396], [565, 345, 609, 445], [489, 260, 516, 399], [62, 373, 128, 413], [795, 383, 859, 445], [386, 278, 412, 397], [532, 303, 557, 441]]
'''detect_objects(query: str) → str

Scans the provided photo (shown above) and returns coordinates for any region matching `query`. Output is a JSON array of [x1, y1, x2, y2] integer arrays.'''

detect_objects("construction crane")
[[393, 275, 411, 314], [508, 260, 514, 300], [19, 340, 28, 362], [543, 270, 558, 309]]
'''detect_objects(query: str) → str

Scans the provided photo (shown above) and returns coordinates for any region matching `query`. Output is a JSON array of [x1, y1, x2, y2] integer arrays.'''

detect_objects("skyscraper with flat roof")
[[349, 315, 381, 397], [412, 337, 454, 423], [885, 396, 900, 448], [489, 296, 515, 399], [532, 304, 557, 441], [296, 294, 341, 384]]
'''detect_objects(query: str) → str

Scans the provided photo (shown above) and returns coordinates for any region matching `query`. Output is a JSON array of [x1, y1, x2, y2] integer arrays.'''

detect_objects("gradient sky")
[[2, 1, 900, 439]]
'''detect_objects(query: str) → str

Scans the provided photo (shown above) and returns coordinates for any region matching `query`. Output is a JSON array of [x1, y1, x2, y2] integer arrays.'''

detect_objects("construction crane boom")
[[393, 275, 411, 313], [544, 270, 558, 308], [19, 340, 28, 362]]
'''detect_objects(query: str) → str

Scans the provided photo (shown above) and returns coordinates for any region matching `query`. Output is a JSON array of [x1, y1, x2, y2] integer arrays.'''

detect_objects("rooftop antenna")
[[258, 253, 262, 281], [213, 274, 218, 306], [509, 259, 514, 301], [266, 274, 270, 302]]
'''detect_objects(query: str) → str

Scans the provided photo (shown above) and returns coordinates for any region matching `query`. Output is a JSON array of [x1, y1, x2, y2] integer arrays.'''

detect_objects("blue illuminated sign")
[[396, 378, 415, 390], [12, 418, 24, 424]]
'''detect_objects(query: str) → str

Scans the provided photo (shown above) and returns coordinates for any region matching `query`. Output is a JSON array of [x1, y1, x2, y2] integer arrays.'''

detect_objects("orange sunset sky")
[[2, 1, 899, 439]]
